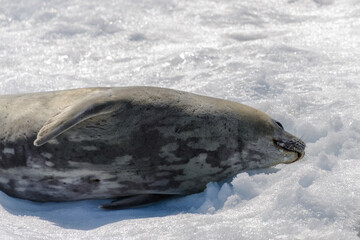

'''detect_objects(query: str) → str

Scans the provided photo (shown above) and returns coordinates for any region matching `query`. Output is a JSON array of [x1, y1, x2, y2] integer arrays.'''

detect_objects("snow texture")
[[0, 0, 360, 239]]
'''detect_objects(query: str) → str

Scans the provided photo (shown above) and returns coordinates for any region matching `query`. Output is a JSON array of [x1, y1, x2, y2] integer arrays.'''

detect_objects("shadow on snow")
[[0, 167, 279, 230]]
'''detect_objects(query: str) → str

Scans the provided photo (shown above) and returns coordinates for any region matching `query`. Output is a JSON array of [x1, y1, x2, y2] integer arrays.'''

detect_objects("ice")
[[1, 0, 360, 239]]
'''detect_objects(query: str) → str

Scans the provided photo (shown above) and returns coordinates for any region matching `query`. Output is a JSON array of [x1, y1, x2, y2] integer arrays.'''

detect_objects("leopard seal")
[[0, 86, 305, 209]]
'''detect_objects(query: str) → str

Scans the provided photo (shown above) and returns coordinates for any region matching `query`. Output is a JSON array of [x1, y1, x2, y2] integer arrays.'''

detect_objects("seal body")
[[0, 87, 305, 209]]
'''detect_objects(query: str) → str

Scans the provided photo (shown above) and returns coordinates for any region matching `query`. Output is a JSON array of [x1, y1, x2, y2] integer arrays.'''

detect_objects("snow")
[[0, 0, 360, 239]]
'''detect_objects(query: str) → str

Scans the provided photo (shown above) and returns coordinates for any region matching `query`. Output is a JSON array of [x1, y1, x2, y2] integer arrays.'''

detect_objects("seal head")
[[224, 102, 305, 170]]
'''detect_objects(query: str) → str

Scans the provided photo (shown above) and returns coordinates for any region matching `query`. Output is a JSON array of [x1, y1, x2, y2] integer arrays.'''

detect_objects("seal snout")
[[273, 138, 306, 162]]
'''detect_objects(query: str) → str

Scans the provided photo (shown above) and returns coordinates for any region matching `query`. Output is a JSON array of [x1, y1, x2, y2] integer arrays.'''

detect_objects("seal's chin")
[[273, 139, 304, 163]]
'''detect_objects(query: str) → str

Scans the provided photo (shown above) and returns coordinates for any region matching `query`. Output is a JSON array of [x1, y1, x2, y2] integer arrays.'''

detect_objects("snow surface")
[[0, 0, 360, 239]]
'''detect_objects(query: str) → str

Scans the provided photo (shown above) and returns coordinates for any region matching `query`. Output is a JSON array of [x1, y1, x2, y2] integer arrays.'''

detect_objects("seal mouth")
[[273, 139, 304, 163]]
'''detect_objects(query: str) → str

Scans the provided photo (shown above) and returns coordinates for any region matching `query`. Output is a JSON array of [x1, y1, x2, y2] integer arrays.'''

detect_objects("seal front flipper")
[[34, 91, 123, 146], [100, 195, 172, 210]]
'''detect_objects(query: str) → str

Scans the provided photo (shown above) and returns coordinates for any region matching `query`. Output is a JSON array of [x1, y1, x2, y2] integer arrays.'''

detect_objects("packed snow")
[[0, 0, 359, 239]]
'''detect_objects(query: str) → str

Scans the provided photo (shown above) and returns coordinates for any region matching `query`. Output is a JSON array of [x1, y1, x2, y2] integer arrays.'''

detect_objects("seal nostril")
[[273, 139, 305, 161]]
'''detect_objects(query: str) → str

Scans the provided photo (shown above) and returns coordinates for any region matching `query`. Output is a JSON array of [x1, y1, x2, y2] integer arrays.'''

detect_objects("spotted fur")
[[0, 87, 305, 208]]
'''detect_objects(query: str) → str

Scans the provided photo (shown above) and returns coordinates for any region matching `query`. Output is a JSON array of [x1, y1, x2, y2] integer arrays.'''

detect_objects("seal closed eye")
[[0, 86, 305, 209], [275, 121, 284, 129]]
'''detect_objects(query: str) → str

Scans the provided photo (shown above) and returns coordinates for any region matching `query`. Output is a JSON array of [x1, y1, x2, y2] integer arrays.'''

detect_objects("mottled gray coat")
[[0, 87, 305, 208]]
